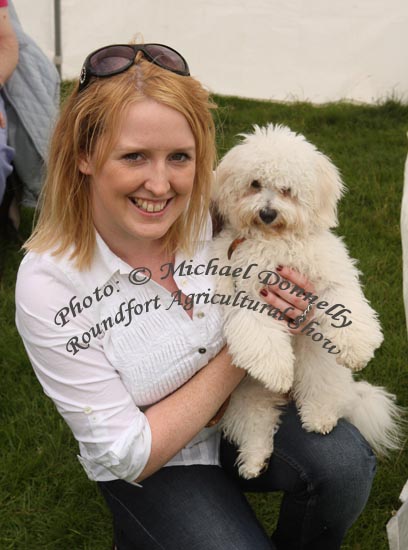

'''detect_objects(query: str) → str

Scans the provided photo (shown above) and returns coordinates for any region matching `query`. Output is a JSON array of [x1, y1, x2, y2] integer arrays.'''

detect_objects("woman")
[[15, 43, 376, 549]]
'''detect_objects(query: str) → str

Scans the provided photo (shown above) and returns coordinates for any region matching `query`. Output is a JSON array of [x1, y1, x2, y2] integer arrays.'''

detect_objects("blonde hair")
[[24, 56, 217, 269]]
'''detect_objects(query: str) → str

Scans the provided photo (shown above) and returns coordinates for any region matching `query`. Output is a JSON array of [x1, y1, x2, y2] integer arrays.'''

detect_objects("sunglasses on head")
[[78, 43, 190, 92]]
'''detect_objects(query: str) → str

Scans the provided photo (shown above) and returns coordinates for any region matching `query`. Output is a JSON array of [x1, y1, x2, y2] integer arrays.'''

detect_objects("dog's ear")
[[213, 151, 236, 220], [210, 200, 224, 236], [210, 167, 220, 203], [212, 163, 229, 228], [214, 144, 245, 192], [315, 153, 345, 229]]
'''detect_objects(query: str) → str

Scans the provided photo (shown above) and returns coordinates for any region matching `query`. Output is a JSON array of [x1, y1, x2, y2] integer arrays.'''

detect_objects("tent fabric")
[[11, 0, 408, 105]]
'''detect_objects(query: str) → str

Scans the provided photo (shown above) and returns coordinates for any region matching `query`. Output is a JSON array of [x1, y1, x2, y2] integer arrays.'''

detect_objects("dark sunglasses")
[[78, 43, 190, 92]]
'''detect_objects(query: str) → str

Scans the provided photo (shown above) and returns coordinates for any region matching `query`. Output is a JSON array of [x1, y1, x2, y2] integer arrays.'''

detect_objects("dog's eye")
[[251, 180, 262, 190], [281, 187, 291, 197]]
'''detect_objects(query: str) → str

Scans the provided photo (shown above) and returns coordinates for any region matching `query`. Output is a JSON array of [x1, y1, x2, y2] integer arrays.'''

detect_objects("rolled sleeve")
[[15, 254, 151, 482], [77, 417, 151, 482]]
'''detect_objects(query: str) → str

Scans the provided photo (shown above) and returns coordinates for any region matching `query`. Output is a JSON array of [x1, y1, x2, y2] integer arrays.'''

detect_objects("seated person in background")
[[1, 0, 59, 236], [0, 0, 18, 209]]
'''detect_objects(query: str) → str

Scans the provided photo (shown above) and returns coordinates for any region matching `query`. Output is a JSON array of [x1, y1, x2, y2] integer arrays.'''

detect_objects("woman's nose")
[[143, 162, 171, 196]]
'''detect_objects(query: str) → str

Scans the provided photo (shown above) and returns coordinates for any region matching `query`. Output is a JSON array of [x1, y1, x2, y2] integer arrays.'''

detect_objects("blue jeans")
[[0, 94, 14, 206], [97, 402, 376, 549]]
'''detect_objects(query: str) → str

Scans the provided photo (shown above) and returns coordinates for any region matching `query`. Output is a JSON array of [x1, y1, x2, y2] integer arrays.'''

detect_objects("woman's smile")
[[129, 197, 172, 214]]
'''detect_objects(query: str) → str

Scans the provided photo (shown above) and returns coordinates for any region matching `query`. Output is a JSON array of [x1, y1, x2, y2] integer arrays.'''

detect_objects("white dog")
[[211, 124, 402, 479]]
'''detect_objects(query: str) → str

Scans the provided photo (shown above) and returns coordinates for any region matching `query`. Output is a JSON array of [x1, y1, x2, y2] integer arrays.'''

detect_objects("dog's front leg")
[[224, 306, 294, 392], [314, 236, 384, 372], [317, 282, 383, 372], [220, 377, 286, 479], [293, 337, 355, 434]]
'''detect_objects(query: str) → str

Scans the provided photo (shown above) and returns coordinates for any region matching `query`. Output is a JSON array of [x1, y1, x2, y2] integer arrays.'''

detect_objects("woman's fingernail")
[[260, 289, 268, 297], [276, 265, 283, 272]]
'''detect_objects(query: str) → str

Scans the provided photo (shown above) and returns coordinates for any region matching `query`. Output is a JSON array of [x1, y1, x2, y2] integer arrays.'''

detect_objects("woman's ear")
[[78, 154, 93, 175]]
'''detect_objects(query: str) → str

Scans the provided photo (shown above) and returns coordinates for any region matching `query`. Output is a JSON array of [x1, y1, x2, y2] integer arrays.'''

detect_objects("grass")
[[1, 82, 408, 549]]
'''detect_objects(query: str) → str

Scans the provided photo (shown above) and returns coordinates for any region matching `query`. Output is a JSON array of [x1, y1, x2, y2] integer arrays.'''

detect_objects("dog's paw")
[[238, 458, 270, 480], [300, 412, 338, 435], [236, 450, 271, 479], [253, 363, 294, 393], [333, 337, 382, 371], [264, 371, 293, 393], [335, 351, 368, 372]]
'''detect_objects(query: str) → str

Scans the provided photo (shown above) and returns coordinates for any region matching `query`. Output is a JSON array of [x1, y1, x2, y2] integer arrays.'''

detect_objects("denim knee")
[[0, 118, 14, 205], [304, 418, 377, 526]]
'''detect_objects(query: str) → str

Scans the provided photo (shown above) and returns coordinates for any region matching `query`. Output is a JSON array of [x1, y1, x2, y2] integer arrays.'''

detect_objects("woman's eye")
[[251, 180, 262, 190], [170, 152, 190, 162], [281, 187, 291, 197], [123, 152, 143, 162]]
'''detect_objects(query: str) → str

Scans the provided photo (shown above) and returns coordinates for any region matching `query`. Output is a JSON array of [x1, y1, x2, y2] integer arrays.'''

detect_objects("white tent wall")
[[12, 0, 408, 104]]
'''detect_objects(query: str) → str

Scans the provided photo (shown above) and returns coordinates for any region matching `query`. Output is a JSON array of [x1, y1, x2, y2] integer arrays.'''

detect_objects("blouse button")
[[196, 312, 205, 319], [198, 347, 207, 354], [84, 406, 93, 414]]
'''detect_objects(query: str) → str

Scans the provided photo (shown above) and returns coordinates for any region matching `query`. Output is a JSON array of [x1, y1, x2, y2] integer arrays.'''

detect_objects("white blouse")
[[15, 214, 226, 484]]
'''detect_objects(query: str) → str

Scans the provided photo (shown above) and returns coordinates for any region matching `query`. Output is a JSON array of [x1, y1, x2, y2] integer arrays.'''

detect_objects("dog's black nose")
[[259, 208, 278, 224]]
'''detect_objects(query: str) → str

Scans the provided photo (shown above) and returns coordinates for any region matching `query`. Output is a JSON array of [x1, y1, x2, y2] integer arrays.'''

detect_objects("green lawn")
[[1, 83, 408, 549]]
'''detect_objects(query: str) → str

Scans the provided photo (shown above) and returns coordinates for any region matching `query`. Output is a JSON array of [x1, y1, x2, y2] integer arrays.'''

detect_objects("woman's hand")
[[259, 266, 316, 335]]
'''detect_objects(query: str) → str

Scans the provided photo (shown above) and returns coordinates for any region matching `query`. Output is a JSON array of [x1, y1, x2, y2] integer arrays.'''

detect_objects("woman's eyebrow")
[[115, 144, 196, 153]]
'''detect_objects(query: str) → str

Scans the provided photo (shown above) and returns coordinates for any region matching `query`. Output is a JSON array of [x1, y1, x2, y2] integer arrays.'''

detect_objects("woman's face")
[[79, 98, 196, 258]]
